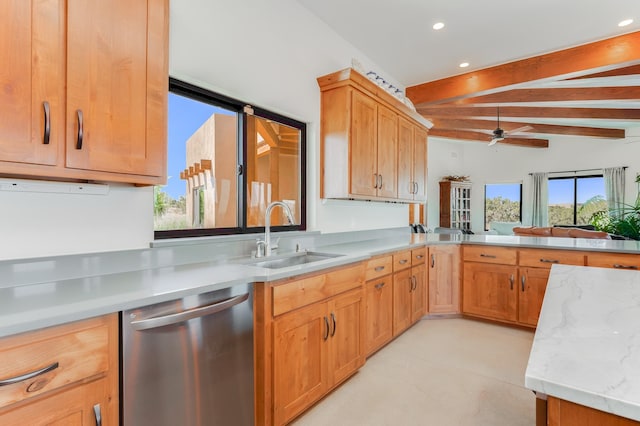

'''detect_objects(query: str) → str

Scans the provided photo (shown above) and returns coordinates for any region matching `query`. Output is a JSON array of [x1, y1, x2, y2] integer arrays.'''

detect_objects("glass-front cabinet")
[[439, 180, 472, 232]]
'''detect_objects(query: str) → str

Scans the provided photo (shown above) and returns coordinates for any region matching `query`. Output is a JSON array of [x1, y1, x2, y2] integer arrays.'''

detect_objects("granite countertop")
[[525, 264, 640, 421], [2, 232, 640, 339]]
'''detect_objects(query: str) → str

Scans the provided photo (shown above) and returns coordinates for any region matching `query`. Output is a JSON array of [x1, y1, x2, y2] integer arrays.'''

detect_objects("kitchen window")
[[154, 78, 306, 238], [548, 175, 606, 226], [484, 183, 522, 231]]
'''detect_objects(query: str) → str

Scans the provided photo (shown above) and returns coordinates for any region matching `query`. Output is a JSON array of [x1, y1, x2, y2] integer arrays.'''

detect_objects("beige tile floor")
[[293, 318, 536, 426]]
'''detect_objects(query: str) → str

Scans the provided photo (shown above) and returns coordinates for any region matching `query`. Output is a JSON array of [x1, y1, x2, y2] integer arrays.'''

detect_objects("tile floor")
[[293, 318, 536, 426]]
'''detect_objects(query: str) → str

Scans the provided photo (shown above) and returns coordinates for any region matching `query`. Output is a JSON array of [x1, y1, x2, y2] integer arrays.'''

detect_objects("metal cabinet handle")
[[93, 404, 102, 426], [76, 109, 84, 149], [480, 254, 497, 259], [411, 276, 417, 291], [373, 173, 379, 189], [399, 259, 408, 265], [416, 254, 424, 260], [130, 293, 249, 331], [374, 266, 385, 272], [509, 274, 514, 290], [378, 175, 383, 190], [323, 316, 329, 341], [414, 182, 418, 194], [374, 282, 385, 290], [330, 313, 336, 337], [431, 254, 435, 268], [0, 362, 59, 386], [521, 275, 526, 292], [43, 101, 51, 145], [613, 264, 638, 270], [540, 259, 559, 264]]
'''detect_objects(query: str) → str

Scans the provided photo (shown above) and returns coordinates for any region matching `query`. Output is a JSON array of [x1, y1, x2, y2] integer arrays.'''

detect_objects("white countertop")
[[525, 264, 640, 421]]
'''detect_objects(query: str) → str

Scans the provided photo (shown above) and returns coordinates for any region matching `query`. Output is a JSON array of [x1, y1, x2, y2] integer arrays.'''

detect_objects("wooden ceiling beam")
[[442, 87, 640, 105], [406, 31, 640, 107], [431, 118, 626, 138], [255, 119, 280, 148], [429, 128, 549, 148], [565, 64, 640, 80], [417, 106, 640, 120]]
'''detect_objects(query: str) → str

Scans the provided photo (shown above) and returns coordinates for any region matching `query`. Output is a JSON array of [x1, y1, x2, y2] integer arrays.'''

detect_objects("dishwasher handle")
[[130, 293, 250, 331]]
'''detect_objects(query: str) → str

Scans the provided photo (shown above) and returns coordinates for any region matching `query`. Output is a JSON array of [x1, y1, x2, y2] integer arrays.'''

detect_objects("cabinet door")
[[411, 265, 426, 323], [397, 117, 414, 200], [518, 267, 550, 327], [463, 263, 518, 322], [0, 378, 112, 426], [349, 90, 378, 197], [65, 0, 167, 178], [393, 268, 413, 336], [413, 126, 428, 202], [428, 245, 461, 314], [364, 276, 393, 356], [273, 302, 328, 425], [0, 0, 64, 166], [328, 289, 365, 386], [376, 104, 398, 198]]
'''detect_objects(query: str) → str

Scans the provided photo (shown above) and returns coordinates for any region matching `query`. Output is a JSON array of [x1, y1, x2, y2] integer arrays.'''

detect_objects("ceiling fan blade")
[[488, 137, 504, 146], [507, 125, 533, 135]]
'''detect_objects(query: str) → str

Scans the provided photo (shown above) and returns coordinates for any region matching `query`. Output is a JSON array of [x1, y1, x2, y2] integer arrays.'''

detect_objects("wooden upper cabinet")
[[350, 90, 378, 197], [318, 68, 432, 202], [0, 0, 168, 185], [0, 0, 64, 167]]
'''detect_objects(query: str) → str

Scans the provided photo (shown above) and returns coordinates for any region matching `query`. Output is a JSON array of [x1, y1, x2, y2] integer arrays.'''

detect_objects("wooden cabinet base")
[[547, 396, 640, 426]]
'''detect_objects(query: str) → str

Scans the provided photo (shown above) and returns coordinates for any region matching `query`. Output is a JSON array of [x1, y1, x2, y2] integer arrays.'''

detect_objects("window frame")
[[483, 182, 523, 231], [547, 174, 603, 226], [154, 77, 307, 239]]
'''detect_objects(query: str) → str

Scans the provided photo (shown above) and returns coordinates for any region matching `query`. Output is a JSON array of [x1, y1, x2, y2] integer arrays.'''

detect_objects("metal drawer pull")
[[0, 362, 59, 386], [323, 316, 329, 341], [521, 275, 526, 292], [76, 109, 84, 149], [330, 313, 336, 337], [540, 259, 559, 264], [416, 254, 424, 260], [130, 293, 249, 331], [509, 274, 514, 290], [373, 173, 379, 189], [43, 101, 51, 145], [374, 282, 385, 290], [93, 403, 102, 426], [613, 264, 638, 270], [374, 266, 385, 272], [399, 259, 408, 265], [480, 254, 497, 258]]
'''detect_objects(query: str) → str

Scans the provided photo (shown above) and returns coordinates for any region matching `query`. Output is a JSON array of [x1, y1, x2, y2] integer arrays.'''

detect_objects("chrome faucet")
[[256, 201, 295, 257]]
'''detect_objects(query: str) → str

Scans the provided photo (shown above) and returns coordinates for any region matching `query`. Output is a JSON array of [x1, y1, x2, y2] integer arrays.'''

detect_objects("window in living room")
[[548, 176, 606, 226], [484, 183, 522, 231]]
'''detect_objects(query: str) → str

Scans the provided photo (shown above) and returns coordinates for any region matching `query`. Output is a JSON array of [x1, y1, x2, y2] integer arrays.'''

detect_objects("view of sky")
[[486, 178, 606, 205], [164, 93, 234, 199]]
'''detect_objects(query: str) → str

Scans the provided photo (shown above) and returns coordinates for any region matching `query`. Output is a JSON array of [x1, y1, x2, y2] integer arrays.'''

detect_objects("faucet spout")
[[264, 201, 295, 257]]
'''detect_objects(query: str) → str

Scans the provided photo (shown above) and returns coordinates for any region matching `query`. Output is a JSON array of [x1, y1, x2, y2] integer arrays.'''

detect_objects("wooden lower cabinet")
[[547, 396, 640, 426], [428, 245, 460, 314], [272, 288, 364, 425], [364, 274, 394, 356], [518, 267, 551, 327], [393, 268, 413, 335], [463, 262, 518, 322], [0, 314, 118, 426], [411, 265, 426, 323]]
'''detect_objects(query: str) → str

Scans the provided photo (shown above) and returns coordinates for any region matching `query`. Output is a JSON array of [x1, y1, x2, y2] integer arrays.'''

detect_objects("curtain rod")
[[528, 166, 627, 176]]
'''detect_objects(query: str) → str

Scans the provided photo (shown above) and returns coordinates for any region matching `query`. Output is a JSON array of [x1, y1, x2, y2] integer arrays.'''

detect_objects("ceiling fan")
[[486, 107, 532, 146]]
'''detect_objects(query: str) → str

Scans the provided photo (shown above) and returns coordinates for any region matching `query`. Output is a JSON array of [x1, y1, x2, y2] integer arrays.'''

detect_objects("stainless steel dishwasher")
[[121, 283, 254, 426]]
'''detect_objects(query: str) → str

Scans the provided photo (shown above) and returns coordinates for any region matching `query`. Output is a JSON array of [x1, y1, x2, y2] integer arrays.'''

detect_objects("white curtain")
[[603, 167, 625, 217], [531, 172, 548, 227]]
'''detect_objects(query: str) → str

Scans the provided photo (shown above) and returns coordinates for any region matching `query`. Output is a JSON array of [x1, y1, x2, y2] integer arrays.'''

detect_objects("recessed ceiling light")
[[619, 18, 633, 27], [459, 62, 469, 68], [433, 22, 445, 30]]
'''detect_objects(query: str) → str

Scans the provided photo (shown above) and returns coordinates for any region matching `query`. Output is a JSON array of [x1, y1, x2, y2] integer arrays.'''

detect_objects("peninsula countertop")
[[2, 232, 640, 339], [525, 264, 640, 422]]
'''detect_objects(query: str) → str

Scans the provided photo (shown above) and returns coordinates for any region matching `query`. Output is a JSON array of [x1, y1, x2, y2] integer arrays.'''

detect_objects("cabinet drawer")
[[463, 245, 517, 265], [0, 315, 115, 409], [365, 255, 393, 281], [273, 263, 364, 316], [411, 248, 426, 266], [586, 253, 640, 270], [393, 250, 412, 272], [519, 249, 585, 269]]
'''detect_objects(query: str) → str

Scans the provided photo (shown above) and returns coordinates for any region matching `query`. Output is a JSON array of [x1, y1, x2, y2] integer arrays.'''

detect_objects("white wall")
[[1, 0, 410, 261], [427, 130, 640, 233]]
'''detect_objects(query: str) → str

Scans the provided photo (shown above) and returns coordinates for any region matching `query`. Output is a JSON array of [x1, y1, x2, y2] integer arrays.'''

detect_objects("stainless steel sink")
[[251, 251, 344, 269]]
